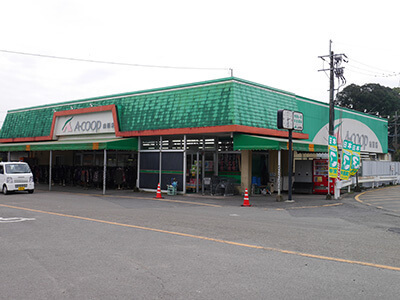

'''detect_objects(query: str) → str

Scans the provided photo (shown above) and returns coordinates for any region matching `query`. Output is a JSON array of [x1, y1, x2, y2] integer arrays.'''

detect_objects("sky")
[[1, 0, 400, 127]]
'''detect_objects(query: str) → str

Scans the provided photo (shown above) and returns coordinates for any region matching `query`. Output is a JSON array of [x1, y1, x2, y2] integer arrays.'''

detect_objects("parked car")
[[0, 162, 35, 195]]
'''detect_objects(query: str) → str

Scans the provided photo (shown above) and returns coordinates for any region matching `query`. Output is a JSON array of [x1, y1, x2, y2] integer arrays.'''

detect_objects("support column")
[[159, 136, 162, 186], [215, 137, 219, 176], [196, 152, 200, 193], [103, 149, 107, 195], [276, 150, 283, 201], [202, 152, 205, 195], [240, 150, 252, 194], [287, 129, 294, 202], [137, 137, 141, 189], [7, 151, 11, 162], [49, 150, 52, 191], [183, 135, 187, 194]]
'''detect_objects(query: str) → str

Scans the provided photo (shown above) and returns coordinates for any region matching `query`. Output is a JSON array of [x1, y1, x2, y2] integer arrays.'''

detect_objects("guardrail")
[[334, 175, 400, 199]]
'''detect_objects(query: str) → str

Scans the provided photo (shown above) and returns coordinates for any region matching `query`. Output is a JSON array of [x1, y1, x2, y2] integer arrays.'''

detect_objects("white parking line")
[[0, 217, 36, 223]]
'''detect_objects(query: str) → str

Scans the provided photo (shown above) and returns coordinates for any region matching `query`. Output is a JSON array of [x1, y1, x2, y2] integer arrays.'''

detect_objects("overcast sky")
[[1, 0, 399, 127]]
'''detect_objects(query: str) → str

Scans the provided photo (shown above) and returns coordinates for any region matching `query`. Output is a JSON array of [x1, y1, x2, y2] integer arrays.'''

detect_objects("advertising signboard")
[[328, 136, 338, 178], [350, 143, 361, 176], [340, 139, 353, 180], [293, 112, 304, 131]]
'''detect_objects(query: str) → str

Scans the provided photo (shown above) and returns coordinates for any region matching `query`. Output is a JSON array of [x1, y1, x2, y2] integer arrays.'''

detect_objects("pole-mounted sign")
[[277, 110, 303, 131], [277, 110, 304, 202]]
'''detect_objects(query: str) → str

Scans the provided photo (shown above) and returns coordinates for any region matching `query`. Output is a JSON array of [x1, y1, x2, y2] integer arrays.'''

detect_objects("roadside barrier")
[[334, 175, 400, 199]]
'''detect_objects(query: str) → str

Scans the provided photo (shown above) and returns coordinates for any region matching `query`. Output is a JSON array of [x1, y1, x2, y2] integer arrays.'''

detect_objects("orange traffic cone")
[[241, 188, 252, 207], [154, 183, 164, 199]]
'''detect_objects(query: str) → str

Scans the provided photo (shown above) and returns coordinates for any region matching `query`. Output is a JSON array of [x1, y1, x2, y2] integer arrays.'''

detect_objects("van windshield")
[[5, 164, 31, 174]]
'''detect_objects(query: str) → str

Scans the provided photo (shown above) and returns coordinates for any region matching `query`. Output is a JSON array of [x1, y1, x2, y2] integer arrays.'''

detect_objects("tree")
[[335, 83, 400, 117], [336, 83, 400, 156]]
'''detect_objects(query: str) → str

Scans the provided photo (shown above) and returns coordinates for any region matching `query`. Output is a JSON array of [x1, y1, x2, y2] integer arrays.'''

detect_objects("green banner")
[[328, 136, 338, 178], [350, 143, 361, 176], [340, 140, 353, 180]]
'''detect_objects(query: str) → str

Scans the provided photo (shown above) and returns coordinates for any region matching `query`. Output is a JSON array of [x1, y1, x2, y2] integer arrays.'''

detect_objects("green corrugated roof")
[[2, 77, 296, 139], [0, 77, 387, 152], [0, 79, 235, 139]]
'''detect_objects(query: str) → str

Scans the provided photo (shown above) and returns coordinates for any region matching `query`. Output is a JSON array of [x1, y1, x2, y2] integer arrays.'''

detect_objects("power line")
[[345, 65, 385, 77], [349, 57, 395, 73], [346, 57, 400, 78], [346, 65, 400, 78], [0, 49, 231, 72]]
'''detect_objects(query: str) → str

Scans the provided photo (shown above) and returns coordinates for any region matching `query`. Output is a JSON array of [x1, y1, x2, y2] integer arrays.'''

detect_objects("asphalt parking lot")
[[356, 185, 400, 214], [1, 186, 400, 299]]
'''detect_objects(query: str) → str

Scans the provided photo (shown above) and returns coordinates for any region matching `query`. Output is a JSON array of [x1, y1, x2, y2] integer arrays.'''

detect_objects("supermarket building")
[[0, 77, 388, 195]]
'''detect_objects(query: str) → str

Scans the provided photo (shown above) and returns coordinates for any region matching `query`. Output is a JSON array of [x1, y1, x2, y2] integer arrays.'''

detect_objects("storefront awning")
[[233, 134, 327, 152], [0, 137, 138, 152]]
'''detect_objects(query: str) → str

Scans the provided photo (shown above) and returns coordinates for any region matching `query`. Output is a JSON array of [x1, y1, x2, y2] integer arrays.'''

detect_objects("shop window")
[[161, 136, 184, 150], [107, 153, 117, 167], [55, 155, 65, 166], [117, 153, 137, 167], [186, 138, 216, 151], [218, 153, 241, 183], [141, 137, 160, 150], [218, 153, 240, 172], [83, 153, 95, 166], [218, 138, 234, 151]]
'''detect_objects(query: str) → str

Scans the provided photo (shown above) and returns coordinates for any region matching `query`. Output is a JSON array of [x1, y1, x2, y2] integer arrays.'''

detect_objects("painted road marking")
[[265, 203, 343, 211], [0, 217, 36, 223], [1, 203, 399, 272], [362, 198, 400, 202]]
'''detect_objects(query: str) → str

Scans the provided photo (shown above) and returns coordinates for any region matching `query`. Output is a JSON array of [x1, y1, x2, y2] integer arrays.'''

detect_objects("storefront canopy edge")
[[233, 134, 327, 152], [0, 137, 138, 152]]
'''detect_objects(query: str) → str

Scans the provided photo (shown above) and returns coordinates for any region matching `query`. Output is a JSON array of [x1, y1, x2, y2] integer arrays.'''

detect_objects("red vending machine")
[[313, 159, 329, 194]]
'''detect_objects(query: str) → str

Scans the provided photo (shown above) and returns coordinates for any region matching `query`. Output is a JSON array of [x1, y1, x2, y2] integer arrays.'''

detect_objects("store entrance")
[[186, 152, 202, 193], [251, 152, 270, 194], [30, 150, 137, 190]]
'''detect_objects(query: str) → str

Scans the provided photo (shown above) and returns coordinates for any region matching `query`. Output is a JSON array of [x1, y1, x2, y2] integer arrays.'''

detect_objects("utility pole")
[[329, 41, 335, 136], [319, 40, 347, 199]]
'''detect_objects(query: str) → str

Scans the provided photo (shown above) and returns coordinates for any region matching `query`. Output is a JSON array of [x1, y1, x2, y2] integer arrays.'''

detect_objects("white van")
[[0, 162, 35, 195]]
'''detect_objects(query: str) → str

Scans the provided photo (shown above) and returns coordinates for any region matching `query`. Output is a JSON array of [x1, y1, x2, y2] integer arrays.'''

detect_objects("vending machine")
[[313, 159, 329, 194]]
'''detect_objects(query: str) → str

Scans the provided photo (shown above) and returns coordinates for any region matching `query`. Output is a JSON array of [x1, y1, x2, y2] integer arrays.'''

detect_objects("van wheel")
[[2, 185, 8, 195], [28, 190, 34, 194]]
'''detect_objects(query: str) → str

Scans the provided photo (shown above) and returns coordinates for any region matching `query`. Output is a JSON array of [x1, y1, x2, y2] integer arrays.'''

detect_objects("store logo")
[[61, 116, 112, 133], [335, 121, 377, 150], [57, 111, 115, 136], [312, 118, 383, 153], [74, 120, 103, 132], [62, 117, 74, 133]]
